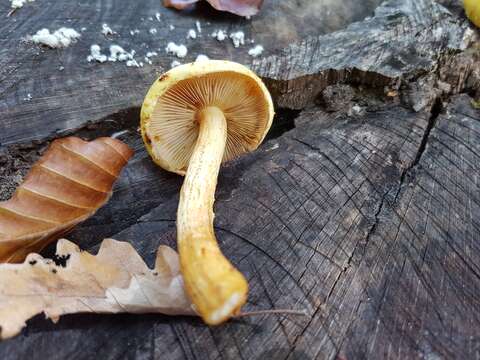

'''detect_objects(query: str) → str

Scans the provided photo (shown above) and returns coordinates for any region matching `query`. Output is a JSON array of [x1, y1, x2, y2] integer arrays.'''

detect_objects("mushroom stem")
[[177, 106, 248, 325]]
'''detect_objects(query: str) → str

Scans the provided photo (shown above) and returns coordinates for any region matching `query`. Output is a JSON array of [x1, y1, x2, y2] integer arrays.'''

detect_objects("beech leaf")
[[163, 0, 198, 10], [206, 0, 263, 17], [164, 0, 263, 17], [0, 137, 133, 263], [0, 238, 195, 339]]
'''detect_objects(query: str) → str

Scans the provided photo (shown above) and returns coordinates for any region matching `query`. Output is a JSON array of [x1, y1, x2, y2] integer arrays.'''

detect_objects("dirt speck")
[[0, 142, 48, 201]]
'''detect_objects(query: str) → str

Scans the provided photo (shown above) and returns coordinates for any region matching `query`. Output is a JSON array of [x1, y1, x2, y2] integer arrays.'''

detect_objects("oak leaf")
[[0, 137, 133, 263], [164, 0, 263, 17], [0, 238, 195, 339]]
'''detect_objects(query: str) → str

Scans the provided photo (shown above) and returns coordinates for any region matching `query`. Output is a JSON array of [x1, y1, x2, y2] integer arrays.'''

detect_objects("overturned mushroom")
[[140, 60, 274, 324]]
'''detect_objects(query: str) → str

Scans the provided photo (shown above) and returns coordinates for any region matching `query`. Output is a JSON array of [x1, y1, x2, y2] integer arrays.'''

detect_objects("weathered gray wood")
[[2, 0, 476, 145], [3, 92, 479, 359], [252, 0, 477, 109], [1, 0, 480, 359], [0, 98, 430, 359], [0, 0, 383, 146], [333, 94, 480, 359]]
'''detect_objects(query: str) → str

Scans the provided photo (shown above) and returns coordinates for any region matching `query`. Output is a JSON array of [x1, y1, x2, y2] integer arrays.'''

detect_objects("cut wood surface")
[[1, 0, 480, 359], [0, 0, 383, 145]]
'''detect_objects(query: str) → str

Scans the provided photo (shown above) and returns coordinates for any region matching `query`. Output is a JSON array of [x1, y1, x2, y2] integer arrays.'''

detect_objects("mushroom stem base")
[[177, 106, 248, 325]]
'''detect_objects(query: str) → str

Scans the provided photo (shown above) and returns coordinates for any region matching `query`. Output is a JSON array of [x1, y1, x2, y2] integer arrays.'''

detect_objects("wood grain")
[[0, 0, 382, 146], [3, 93, 479, 359], [252, 0, 476, 109], [1, 0, 480, 358]]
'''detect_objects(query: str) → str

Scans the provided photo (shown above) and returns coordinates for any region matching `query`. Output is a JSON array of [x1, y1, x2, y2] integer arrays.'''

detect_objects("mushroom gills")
[[147, 72, 271, 175], [177, 106, 248, 325]]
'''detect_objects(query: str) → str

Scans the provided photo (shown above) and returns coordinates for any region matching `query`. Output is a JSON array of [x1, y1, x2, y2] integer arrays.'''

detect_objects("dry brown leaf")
[[206, 0, 263, 16], [163, 0, 198, 10], [0, 137, 133, 263], [0, 238, 195, 339], [164, 0, 263, 17]]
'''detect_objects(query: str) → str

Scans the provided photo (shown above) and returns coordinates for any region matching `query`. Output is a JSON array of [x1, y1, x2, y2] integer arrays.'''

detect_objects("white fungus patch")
[[195, 54, 209, 62], [23, 93, 32, 101], [101, 24, 116, 36], [108, 45, 135, 62], [187, 29, 197, 39], [169, 25, 175, 31], [126, 59, 142, 67], [10, 0, 34, 9], [155, 12, 161, 21], [129, 29, 140, 36], [165, 42, 187, 58], [248, 44, 264, 57], [87, 44, 142, 67], [30, 27, 81, 48], [229, 31, 245, 48], [87, 44, 107, 63], [196, 21, 202, 33], [144, 51, 158, 65], [171, 60, 182, 68], [149, 28, 157, 35], [211, 29, 227, 41]]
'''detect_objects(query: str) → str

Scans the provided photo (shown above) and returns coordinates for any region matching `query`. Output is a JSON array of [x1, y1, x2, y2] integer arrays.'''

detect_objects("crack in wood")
[[394, 97, 445, 204]]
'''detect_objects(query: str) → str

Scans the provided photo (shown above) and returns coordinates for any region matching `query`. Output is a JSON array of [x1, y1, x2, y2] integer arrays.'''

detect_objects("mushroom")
[[465, 0, 480, 28], [140, 60, 274, 324]]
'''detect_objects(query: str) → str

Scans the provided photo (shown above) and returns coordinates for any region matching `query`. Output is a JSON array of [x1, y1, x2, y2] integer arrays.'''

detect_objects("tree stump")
[[0, 0, 479, 359]]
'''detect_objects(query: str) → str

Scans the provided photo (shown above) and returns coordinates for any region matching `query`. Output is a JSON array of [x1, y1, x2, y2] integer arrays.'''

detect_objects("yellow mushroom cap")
[[140, 60, 275, 175], [465, 0, 480, 28]]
